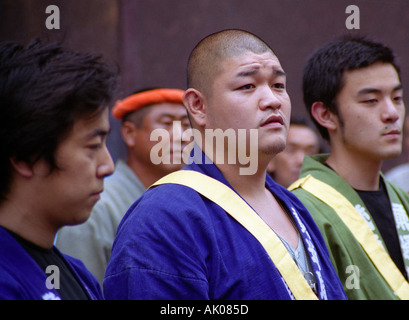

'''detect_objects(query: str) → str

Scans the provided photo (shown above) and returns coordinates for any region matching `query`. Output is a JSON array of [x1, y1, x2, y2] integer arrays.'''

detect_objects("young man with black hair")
[[0, 39, 117, 300], [290, 36, 409, 299]]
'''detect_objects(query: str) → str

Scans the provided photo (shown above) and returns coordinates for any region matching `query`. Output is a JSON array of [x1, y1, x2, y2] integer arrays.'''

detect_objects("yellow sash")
[[289, 174, 409, 300], [151, 170, 318, 300]]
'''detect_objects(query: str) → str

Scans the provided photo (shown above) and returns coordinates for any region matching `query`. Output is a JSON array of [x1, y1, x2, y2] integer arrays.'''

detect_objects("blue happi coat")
[[0, 226, 103, 300], [104, 152, 346, 300]]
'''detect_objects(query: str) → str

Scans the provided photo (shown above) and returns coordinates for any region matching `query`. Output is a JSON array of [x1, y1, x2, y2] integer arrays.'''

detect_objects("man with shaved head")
[[104, 29, 346, 300]]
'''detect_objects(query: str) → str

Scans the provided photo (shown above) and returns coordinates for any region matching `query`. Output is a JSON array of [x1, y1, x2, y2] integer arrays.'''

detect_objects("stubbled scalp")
[[187, 29, 275, 97]]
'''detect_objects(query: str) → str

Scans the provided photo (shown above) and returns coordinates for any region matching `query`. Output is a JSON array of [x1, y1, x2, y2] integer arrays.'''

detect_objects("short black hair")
[[0, 39, 118, 201], [303, 35, 400, 141]]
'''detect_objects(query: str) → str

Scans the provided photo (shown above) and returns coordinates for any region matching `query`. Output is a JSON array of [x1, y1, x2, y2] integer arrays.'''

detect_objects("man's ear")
[[183, 88, 207, 128], [10, 158, 34, 178], [121, 121, 138, 148], [311, 101, 337, 131]]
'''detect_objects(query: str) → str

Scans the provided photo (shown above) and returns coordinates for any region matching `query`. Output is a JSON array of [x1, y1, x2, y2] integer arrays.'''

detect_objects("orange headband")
[[112, 88, 185, 120]]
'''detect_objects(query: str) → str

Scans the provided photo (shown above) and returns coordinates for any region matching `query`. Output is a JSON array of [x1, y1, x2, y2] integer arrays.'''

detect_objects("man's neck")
[[199, 138, 268, 197], [0, 200, 56, 249], [215, 155, 300, 249], [127, 158, 169, 188], [215, 159, 267, 199], [326, 150, 382, 191]]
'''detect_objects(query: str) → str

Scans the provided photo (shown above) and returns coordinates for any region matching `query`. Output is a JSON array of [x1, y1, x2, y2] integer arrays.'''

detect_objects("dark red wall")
[[1, 0, 408, 170]]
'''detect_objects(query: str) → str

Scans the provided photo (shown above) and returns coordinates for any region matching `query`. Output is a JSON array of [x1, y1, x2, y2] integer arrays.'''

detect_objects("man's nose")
[[259, 85, 281, 110]]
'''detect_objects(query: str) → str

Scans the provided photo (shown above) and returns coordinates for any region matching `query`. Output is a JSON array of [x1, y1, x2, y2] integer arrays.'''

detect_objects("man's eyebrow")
[[392, 83, 403, 92], [235, 68, 286, 78], [86, 128, 111, 139], [158, 113, 188, 119], [236, 69, 258, 78], [357, 83, 403, 95], [273, 69, 286, 77]]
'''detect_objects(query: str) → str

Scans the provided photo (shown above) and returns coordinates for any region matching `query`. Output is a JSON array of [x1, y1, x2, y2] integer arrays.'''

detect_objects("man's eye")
[[273, 83, 285, 90], [88, 144, 102, 151], [393, 96, 403, 103], [363, 99, 377, 104], [239, 84, 253, 90]]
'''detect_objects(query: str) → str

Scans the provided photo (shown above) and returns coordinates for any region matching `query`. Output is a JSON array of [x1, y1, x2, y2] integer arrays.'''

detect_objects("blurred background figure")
[[56, 88, 191, 285], [385, 114, 409, 193], [268, 115, 321, 188]]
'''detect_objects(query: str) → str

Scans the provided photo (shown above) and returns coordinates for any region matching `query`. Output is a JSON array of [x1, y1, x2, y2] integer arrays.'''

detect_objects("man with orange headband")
[[56, 87, 190, 285]]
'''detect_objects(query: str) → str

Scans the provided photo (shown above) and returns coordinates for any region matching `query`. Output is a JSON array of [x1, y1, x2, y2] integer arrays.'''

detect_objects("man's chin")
[[263, 141, 286, 157], [164, 159, 186, 172], [380, 145, 403, 160]]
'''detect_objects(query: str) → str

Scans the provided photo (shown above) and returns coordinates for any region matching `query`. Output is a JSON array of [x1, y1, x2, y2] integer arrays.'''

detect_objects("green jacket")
[[291, 154, 409, 300]]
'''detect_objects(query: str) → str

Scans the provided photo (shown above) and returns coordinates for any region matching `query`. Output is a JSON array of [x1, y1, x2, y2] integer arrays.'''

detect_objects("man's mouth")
[[261, 114, 284, 127]]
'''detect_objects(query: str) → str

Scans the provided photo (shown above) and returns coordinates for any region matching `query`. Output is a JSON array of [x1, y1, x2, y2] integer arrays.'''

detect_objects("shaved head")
[[187, 29, 275, 96]]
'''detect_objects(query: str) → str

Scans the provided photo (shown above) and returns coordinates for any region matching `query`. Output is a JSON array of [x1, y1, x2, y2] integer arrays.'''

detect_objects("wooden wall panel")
[[1, 0, 408, 169]]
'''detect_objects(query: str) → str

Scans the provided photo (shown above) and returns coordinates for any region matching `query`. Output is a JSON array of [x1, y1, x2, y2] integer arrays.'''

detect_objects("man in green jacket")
[[290, 35, 409, 300]]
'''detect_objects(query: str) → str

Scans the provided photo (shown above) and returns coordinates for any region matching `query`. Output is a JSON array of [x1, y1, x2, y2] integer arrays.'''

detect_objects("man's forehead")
[[71, 109, 110, 140], [343, 62, 400, 86], [222, 51, 284, 75]]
